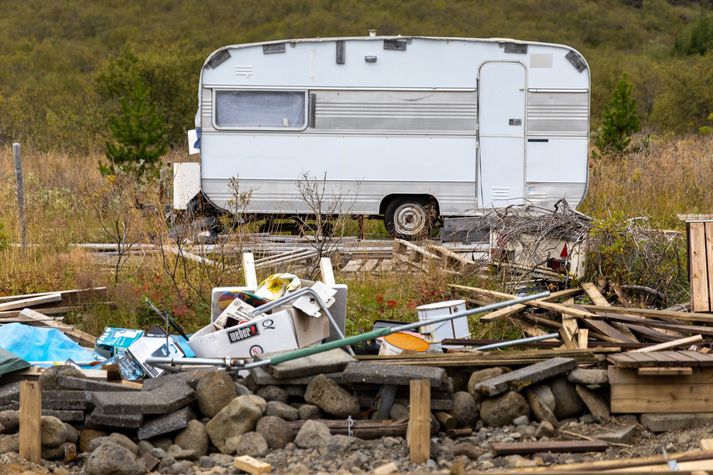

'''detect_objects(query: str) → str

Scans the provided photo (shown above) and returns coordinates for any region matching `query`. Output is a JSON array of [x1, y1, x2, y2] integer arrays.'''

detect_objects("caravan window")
[[214, 90, 306, 129]]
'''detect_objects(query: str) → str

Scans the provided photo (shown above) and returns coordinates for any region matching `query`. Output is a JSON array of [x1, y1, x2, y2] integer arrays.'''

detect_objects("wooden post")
[[19, 380, 41, 463], [242, 252, 258, 288], [319, 257, 336, 286], [408, 379, 430, 464], [13, 143, 28, 250]]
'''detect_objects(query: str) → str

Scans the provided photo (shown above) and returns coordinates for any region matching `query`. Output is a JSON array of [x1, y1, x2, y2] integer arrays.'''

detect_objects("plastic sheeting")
[[0, 323, 102, 366]]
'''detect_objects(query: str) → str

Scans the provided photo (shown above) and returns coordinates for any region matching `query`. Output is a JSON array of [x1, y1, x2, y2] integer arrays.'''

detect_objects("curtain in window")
[[216, 91, 305, 128]]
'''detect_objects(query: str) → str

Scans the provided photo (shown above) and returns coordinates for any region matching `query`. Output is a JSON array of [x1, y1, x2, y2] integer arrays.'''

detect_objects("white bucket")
[[416, 300, 470, 349]]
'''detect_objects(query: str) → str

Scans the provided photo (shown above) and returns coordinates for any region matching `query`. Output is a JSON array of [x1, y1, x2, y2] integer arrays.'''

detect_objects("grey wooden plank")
[[471, 357, 577, 397]]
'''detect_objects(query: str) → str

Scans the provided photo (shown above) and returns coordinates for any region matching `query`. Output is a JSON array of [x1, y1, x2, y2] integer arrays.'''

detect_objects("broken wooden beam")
[[342, 362, 447, 387], [490, 440, 609, 455], [408, 379, 431, 464], [630, 334, 703, 353]]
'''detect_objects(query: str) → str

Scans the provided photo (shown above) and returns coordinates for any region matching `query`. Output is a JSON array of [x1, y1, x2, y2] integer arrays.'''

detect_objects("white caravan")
[[177, 35, 590, 238]]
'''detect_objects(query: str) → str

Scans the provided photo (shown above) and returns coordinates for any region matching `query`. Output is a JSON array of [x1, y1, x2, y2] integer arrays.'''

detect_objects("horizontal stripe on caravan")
[[201, 177, 476, 184]]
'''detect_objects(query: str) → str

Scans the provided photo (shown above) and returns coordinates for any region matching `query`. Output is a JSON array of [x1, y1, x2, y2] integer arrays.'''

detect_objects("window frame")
[[211, 88, 309, 132]]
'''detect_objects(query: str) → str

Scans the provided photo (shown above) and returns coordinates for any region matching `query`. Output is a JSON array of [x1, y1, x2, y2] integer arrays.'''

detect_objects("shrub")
[[595, 74, 640, 152]]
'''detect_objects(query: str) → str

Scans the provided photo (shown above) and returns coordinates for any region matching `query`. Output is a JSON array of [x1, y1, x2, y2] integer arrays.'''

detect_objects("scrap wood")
[[0, 293, 61, 312], [595, 312, 713, 337], [609, 350, 713, 368], [490, 440, 609, 455], [528, 449, 713, 472], [19, 308, 96, 347], [450, 285, 598, 319], [630, 334, 703, 352], [574, 303, 713, 324], [470, 357, 577, 396], [480, 288, 582, 322], [637, 366, 693, 375], [0, 306, 80, 320], [0, 287, 107, 305], [234, 455, 271, 474]]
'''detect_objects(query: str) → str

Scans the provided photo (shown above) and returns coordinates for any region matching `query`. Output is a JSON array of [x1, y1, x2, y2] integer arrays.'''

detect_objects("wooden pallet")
[[608, 350, 713, 368], [681, 215, 713, 312]]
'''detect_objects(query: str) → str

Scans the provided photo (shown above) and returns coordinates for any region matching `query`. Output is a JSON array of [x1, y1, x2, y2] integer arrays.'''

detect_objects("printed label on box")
[[227, 323, 260, 343]]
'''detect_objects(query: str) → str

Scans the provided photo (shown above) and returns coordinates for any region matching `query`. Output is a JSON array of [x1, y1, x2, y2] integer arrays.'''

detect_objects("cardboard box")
[[188, 307, 328, 358], [120, 334, 185, 379]]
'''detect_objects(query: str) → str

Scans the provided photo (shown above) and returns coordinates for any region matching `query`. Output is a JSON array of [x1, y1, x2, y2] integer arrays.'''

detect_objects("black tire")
[[384, 197, 436, 240]]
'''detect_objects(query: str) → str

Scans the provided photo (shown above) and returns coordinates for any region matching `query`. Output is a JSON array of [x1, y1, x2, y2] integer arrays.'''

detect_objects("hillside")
[[0, 0, 712, 151]]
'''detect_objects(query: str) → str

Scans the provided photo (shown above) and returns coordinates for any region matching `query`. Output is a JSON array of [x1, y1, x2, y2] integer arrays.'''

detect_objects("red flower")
[[386, 300, 398, 309], [375, 295, 384, 305]]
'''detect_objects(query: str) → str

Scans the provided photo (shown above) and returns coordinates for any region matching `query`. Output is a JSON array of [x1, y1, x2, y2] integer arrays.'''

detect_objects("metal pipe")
[[472, 333, 559, 351], [146, 290, 550, 368]]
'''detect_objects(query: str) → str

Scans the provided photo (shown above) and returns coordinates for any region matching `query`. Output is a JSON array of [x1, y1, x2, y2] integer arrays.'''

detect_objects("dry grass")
[[581, 135, 713, 229], [0, 136, 709, 336]]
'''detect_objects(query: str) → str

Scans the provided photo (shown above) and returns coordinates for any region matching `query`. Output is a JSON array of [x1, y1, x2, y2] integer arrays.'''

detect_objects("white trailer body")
[[183, 36, 590, 237]]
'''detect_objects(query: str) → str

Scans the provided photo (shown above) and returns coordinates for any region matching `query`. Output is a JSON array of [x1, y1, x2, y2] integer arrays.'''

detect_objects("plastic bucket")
[[378, 331, 430, 355], [416, 299, 470, 348]]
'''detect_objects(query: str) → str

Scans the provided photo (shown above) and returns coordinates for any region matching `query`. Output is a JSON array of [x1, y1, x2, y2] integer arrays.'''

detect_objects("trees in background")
[[596, 74, 640, 152]]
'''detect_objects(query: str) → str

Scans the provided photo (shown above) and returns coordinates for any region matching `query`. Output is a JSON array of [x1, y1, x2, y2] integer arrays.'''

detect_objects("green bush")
[[0, 221, 9, 251]]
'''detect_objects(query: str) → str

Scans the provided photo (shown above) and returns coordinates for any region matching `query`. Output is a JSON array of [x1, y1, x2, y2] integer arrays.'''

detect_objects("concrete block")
[[141, 368, 211, 392], [594, 424, 637, 443], [42, 390, 89, 410], [42, 409, 85, 423], [641, 413, 713, 433], [57, 376, 138, 392], [473, 357, 578, 397], [247, 367, 343, 386], [342, 363, 447, 387], [263, 348, 355, 379], [91, 381, 194, 415], [138, 407, 195, 440], [0, 382, 20, 405], [85, 408, 143, 429]]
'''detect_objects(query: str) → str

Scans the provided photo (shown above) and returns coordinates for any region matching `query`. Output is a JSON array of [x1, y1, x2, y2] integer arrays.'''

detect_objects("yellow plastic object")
[[254, 273, 301, 301], [383, 332, 430, 352]]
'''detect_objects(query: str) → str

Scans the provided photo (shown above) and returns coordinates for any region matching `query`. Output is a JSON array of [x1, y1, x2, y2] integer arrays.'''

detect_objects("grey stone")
[[89, 433, 139, 454], [535, 420, 556, 438], [42, 441, 75, 461], [480, 391, 530, 427], [344, 451, 369, 470], [41, 415, 68, 448], [91, 381, 195, 415], [467, 368, 508, 397], [568, 368, 609, 385], [265, 400, 299, 421], [453, 441, 486, 460], [234, 382, 253, 396], [85, 441, 146, 475], [574, 385, 610, 423], [174, 419, 209, 457], [79, 429, 107, 453], [137, 440, 154, 455], [167, 443, 197, 460], [284, 385, 306, 400], [64, 423, 79, 445], [0, 410, 19, 433], [247, 395, 267, 413], [513, 415, 530, 425], [138, 406, 194, 440], [256, 385, 289, 403], [304, 374, 359, 417], [640, 413, 713, 432], [549, 376, 585, 419], [295, 419, 331, 448], [256, 416, 294, 449], [326, 434, 351, 452], [148, 447, 167, 459], [39, 365, 86, 389], [196, 370, 238, 418], [595, 424, 637, 443], [526, 384, 558, 426], [451, 391, 478, 427], [0, 434, 18, 453], [341, 362, 446, 387], [205, 395, 262, 453], [297, 403, 321, 420], [167, 460, 194, 474], [151, 437, 172, 451], [504, 454, 537, 468], [224, 432, 268, 456]]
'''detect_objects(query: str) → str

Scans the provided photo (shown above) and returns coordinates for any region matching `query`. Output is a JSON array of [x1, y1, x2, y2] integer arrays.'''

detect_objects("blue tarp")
[[0, 323, 102, 366]]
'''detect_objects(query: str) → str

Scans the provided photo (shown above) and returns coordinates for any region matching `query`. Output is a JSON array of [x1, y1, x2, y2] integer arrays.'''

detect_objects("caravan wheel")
[[384, 197, 434, 240]]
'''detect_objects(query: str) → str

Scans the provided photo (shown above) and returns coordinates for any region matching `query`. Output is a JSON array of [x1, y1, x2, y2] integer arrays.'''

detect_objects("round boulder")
[[256, 416, 293, 449], [174, 420, 209, 457], [85, 441, 146, 475], [451, 391, 479, 427], [294, 420, 331, 449], [196, 370, 238, 418], [480, 391, 530, 427]]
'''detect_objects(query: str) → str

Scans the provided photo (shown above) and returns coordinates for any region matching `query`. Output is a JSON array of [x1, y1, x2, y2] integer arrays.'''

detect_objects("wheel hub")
[[394, 203, 426, 236]]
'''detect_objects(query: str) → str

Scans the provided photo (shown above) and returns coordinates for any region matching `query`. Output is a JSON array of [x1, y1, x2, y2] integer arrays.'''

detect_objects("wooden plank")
[[481, 288, 582, 322], [625, 324, 678, 342], [341, 259, 364, 273], [451, 285, 597, 319], [576, 304, 713, 324], [701, 439, 713, 451], [597, 312, 713, 337], [706, 222, 713, 313], [631, 335, 703, 353], [361, 259, 380, 272], [583, 318, 636, 343], [582, 282, 610, 306], [541, 449, 713, 472], [19, 380, 41, 463], [19, 308, 96, 347], [577, 328, 589, 349], [242, 252, 258, 288], [691, 222, 712, 312], [233, 455, 271, 474], [408, 379, 430, 464], [608, 366, 713, 385], [638, 367, 693, 376], [0, 293, 62, 312], [319, 257, 336, 286], [490, 440, 609, 455], [434, 412, 457, 430], [0, 287, 106, 305]]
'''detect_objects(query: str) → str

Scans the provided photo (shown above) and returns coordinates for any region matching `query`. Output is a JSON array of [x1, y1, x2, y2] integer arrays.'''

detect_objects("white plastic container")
[[416, 300, 470, 349]]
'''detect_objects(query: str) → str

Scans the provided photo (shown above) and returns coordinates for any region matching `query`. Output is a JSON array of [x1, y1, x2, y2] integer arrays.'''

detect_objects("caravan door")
[[478, 62, 526, 208]]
